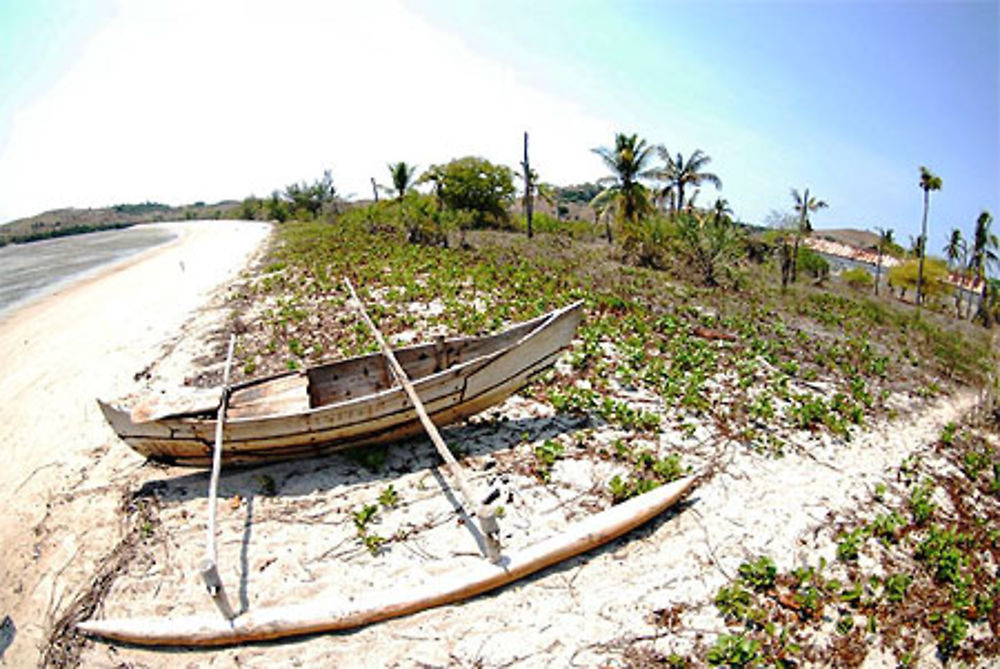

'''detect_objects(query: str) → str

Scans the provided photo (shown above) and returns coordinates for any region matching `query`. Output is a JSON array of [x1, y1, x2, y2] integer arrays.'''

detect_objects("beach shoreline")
[[0, 220, 270, 666], [0, 223, 183, 325]]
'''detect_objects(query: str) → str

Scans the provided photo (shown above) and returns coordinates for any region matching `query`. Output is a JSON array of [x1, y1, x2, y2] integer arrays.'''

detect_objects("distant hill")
[[0, 200, 240, 246]]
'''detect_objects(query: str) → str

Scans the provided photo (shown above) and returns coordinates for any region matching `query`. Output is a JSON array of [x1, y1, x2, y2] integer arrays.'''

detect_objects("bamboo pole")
[[199, 334, 236, 620], [343, 278, 502, 562]]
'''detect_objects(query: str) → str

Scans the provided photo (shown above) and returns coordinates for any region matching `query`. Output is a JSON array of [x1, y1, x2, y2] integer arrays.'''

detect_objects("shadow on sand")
[[133, 412, 588, 504]]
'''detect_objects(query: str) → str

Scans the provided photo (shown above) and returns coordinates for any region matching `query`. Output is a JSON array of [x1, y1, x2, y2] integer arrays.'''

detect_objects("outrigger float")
[[79, 282, 696, 647]]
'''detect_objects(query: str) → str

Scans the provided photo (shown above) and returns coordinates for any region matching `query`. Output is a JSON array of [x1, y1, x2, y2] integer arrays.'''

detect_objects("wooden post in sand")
[[343, 278, 503, 562], [199, 334, 237, 619]]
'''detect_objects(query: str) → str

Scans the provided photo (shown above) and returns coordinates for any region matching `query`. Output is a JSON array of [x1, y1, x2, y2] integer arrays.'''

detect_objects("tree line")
[[231, 133, 996, 326]]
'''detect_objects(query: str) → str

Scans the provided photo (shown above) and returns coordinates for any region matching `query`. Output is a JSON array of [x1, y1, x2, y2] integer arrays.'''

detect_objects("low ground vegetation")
[[205, 194, 999, 664], [674, 402, 1000, 666]]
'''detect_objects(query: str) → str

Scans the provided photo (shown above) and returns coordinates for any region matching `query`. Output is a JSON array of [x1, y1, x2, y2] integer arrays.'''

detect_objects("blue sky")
[[0, 0, 996, 256]]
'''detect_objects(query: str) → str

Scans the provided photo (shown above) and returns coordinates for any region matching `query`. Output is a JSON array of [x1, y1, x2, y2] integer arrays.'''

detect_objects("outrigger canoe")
[[99, 301, 585, 466]]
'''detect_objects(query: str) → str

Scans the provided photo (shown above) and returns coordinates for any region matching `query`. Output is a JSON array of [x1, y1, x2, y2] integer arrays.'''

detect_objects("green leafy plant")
[[795, 585, 824, 619], [908, 480, 936, 526], [939, 421, 957, 447], [871, 511, 903, 543], [738, 556, 777, 591], [937, 611, 968, 657], [916, 526, 967, 585], [837, 527, 868, 562], [961, 447, 992, 481], [378, 484, 399, 509], [714, 583, 754, 622], [533, 439, 565, 482], [707, 633, 760, 667], [883, 572, 912, 603], [842, 267, 873, 290], [352, 504, 378, 532], [835, 614, 855, 635], [362, 532, 385, 556]]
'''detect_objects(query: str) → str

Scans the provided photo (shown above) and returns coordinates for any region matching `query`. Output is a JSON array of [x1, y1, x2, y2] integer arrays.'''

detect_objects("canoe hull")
[[100, 302, 584, 466], [77, 476, 696, 646]]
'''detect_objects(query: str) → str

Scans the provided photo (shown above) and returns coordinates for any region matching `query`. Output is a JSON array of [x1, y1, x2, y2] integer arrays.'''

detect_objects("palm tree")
[[943, 228, 967, 316], [790, 188, 828, 282], [382, 161, 420, 202], [653, 148, 722, 215], [916, 166, 943, 306], [969, 210, 997, 325], [874, 226, 894, 296], [944, 228, 965, 269], [590, 133, 657, 230], [712, 198, 732, 225]]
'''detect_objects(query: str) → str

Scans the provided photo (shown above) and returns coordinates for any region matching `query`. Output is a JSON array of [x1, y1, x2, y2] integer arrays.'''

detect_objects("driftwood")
[[77, 476, 695, 646], [691, 326, 737, 342], [344, 278, 502, 561]]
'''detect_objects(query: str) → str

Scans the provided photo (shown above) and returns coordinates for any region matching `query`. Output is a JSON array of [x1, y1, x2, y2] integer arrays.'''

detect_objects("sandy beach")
[[0, 220, 270, 666]]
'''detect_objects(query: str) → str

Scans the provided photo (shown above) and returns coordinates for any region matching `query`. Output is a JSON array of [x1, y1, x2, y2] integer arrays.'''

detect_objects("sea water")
[[0, 225, 176, 317]]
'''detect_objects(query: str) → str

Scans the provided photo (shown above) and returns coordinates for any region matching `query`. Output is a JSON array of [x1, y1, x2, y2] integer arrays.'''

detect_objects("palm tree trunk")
[[874, 249, 882, 296], [967, 263, 981, 320], [780, 239, 792, 289], [976, 275, 990, 326], [791, 236, 800, 283], [967, 277, 976, 320], [953, 273, 962, 317], [916, 188, 929, 306], [676, 184, 685, 216]]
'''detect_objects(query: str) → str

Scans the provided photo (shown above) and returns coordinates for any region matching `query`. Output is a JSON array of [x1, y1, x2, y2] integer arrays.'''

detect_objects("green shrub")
[[888, 257, 950, 300], [797, 246, 829, 279], [842, 267, 874, 290], [620, 215, 675, 269], [673, 211, 745, 286], [420, 157, 515, 229]]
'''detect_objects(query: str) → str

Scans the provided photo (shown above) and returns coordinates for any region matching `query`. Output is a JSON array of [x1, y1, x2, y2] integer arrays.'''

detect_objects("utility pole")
[[521, 131, 533, 239], [370, 177, 379, 203]]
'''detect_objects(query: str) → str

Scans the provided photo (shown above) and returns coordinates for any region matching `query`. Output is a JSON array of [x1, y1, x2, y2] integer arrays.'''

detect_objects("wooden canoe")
[[77, 475, 696, 646], [99, 301, 584, 466]]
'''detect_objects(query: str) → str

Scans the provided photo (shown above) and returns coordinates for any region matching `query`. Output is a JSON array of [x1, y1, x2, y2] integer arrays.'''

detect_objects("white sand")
[[0, 220, 270, 666]]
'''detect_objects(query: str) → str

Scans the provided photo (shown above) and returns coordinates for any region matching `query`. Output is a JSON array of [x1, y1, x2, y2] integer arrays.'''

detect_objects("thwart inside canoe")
[[131, 305, 565, 423]]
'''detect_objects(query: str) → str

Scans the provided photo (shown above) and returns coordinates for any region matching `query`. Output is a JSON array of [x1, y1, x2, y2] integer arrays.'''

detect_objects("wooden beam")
[[199, 334, 237, 620], [343, 278, 502, 562]]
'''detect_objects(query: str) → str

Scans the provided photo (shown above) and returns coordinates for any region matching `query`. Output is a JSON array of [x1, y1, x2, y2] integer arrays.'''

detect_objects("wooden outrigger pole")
[[343, 278, 503, 562], [77, 475, 696, 646], [199, 334, 237, 619]]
